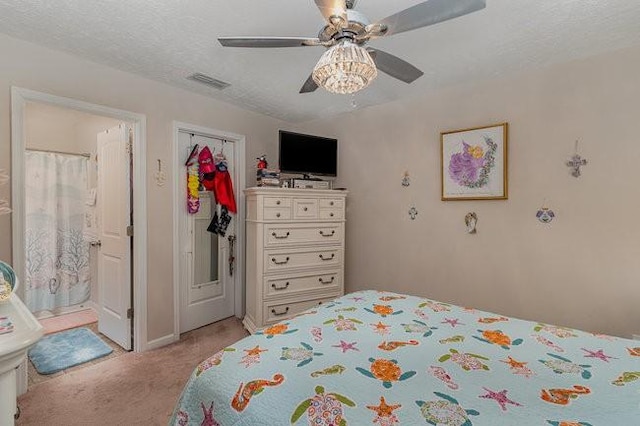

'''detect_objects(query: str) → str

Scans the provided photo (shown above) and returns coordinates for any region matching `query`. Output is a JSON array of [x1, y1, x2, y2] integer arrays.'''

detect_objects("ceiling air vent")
[[187, 73, 230, 90]]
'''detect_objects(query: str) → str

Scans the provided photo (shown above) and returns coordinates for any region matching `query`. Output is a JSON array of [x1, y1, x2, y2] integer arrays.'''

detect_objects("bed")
[[171, 290, 640, 425]]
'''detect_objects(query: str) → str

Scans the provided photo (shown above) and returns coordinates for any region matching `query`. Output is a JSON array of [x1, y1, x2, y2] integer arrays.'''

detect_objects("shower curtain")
[[24, 151, 90, 313]]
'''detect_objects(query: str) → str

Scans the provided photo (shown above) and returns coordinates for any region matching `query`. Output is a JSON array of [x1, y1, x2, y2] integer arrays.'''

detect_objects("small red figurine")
[[256, 155, 268, 170]]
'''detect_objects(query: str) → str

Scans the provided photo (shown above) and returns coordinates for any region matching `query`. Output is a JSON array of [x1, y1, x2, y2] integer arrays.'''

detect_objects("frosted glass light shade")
[[312, 40, 378, 94]]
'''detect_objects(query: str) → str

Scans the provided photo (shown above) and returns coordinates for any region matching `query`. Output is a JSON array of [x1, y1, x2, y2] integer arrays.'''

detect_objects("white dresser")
[[243, 187, 347, 333]]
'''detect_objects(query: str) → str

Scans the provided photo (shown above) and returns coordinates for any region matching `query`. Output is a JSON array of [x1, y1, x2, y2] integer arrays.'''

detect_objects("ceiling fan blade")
[[299, 75, 319, 94], [218, 37, 321, 48], [373, 0, 486, 37], [314, 0, 348, 28], [368, 48, 424, 84]]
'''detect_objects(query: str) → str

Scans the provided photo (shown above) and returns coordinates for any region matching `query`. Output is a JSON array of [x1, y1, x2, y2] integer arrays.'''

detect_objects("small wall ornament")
[[401, 171, 411, 187], [465, 212, 478, 234], [536, 201, 555, 224], [566, 140, 588, 178], [408, 206, 418, 220]]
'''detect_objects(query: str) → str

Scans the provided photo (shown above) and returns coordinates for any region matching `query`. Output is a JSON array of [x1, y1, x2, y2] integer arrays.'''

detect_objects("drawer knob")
[[318, 276, 335, 284], [276, 200, 281, 205], [272, 231, 290, 239], [276, 213, 281, 218], [319, 230, 335, 237], [303, 207, 308, 211], [330, 213, 334, 217], [330, 201, 334, 206], [272, 282, 290, 290], [319, 253, 335, 261], [271, 256, 290, 265], [271, 307, 290, 316]]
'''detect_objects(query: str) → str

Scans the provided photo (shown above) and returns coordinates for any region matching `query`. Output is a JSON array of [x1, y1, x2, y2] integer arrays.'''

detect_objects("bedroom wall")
[[0, 33, 285, 344], [298, 44, 640, 339]]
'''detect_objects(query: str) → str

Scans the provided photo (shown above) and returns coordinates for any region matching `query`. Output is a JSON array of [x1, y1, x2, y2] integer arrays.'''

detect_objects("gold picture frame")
[[441, 123, 508, 201]]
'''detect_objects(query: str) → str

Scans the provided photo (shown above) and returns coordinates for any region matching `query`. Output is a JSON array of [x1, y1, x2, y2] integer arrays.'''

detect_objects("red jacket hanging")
[[212, 163, 237, 214]]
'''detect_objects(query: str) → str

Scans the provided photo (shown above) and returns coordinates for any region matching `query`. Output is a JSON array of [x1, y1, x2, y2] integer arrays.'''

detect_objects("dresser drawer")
[[263, 295, 338, 324], [319, 198, 343, 209], [264, 270, 341, 299], [319, 208, 343, 220], [265, 223, 343, 247], [264, 197, 292, 208], [293, 198, 318, 219], [265, 247, 342, 273], [263, 207, 292, 220]]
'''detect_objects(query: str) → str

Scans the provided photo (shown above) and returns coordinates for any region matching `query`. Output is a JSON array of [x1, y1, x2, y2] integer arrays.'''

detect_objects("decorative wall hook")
[[465, 212, 478, 234], [566, 139, 587, 178], [408, 206, 418, 220], [402, 171, 411, 187], [155, 159, 166, 187]]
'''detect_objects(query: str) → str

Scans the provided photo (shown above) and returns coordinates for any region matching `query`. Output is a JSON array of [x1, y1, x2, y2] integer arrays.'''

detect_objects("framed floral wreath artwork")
[[441, 123, 508, 200]]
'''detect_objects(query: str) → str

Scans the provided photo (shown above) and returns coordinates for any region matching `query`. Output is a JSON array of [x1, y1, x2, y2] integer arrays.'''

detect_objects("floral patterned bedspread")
[[171, 290, 640, 425]]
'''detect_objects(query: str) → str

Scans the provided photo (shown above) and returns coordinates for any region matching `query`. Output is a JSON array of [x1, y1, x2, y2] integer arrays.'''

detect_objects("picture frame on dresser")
[[243, 187, 347, 333], [441, 122, 508, 201]]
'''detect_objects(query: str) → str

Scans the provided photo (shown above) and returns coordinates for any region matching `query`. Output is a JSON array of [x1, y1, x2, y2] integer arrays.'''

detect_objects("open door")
[[97, 124, 132, 350], [178, 132, 236, 333]]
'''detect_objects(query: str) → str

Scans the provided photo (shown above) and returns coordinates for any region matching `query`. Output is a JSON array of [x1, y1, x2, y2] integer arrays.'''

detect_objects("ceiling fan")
[[219, 0, 486, 94]]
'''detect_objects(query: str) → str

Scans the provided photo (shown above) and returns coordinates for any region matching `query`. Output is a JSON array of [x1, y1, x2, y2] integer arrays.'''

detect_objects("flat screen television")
[[278, 130, 337, 178]]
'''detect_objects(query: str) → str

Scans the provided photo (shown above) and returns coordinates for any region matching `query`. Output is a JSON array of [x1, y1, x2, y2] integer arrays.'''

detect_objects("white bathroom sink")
[[0, 294, 43, 424]]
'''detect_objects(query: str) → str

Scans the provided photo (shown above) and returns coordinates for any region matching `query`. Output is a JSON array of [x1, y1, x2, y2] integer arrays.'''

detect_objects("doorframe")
[[172, 121, 246, 339], [10, 87, 148, 353]]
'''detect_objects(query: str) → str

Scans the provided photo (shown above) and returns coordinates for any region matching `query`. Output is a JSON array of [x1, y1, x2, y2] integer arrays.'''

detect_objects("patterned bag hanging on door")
[[207, 206, 232, 236]]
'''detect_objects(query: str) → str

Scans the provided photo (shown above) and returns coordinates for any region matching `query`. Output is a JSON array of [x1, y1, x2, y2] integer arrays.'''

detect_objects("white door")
[[97, 124, 132, 350], [178, 132, 236, 333]]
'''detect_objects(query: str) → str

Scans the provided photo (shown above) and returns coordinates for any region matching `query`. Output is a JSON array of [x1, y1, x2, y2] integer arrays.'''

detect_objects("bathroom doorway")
[[11, 87, 148, 393], [19, 102, 134, 349]]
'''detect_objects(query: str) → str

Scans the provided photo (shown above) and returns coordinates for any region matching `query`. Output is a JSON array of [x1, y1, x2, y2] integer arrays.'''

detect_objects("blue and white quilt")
[[171, 290, 640, 425]]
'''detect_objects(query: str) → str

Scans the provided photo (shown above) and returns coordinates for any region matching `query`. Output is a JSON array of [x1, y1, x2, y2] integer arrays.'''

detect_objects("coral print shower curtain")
[[24, 151, 90, 312]]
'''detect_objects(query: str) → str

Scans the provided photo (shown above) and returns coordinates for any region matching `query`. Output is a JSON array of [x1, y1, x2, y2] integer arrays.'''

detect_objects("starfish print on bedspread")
[[367, 396, 401, 425], [479, 387, 523, 411], [442, 318, 464, 327], [332, 340, 359, 353], [581, 348, 618, 362], [371, 321, 391, 336]]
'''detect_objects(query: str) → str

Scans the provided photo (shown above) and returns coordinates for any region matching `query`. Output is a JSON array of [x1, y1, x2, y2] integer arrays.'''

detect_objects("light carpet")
[[17, 316, 249, 425]]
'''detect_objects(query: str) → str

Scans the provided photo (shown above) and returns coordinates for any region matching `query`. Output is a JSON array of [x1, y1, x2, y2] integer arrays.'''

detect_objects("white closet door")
[[178, 132, 236, 333], [97, 124, 132, 350]]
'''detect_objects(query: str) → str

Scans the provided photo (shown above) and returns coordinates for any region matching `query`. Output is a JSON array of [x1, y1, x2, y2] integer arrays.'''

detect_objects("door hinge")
[[127, 308, 133, 319], [126, 225, 134, 236]]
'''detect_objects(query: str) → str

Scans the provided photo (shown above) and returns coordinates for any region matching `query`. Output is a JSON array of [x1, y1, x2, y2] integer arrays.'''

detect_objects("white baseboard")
[[145, 333, 179, 351]]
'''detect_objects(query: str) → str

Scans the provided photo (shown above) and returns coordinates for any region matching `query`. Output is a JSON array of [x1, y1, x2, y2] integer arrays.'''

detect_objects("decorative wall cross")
[[566, 140, 587, 178], [408, 206, 418, 220]]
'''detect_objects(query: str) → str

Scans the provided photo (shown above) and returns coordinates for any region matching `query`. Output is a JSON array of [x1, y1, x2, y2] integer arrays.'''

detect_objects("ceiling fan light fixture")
[[312, 40, 377, 94]]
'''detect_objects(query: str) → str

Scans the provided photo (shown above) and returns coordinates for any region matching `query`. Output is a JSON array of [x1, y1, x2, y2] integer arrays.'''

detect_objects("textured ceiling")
[[1, 1, 640, 123]]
